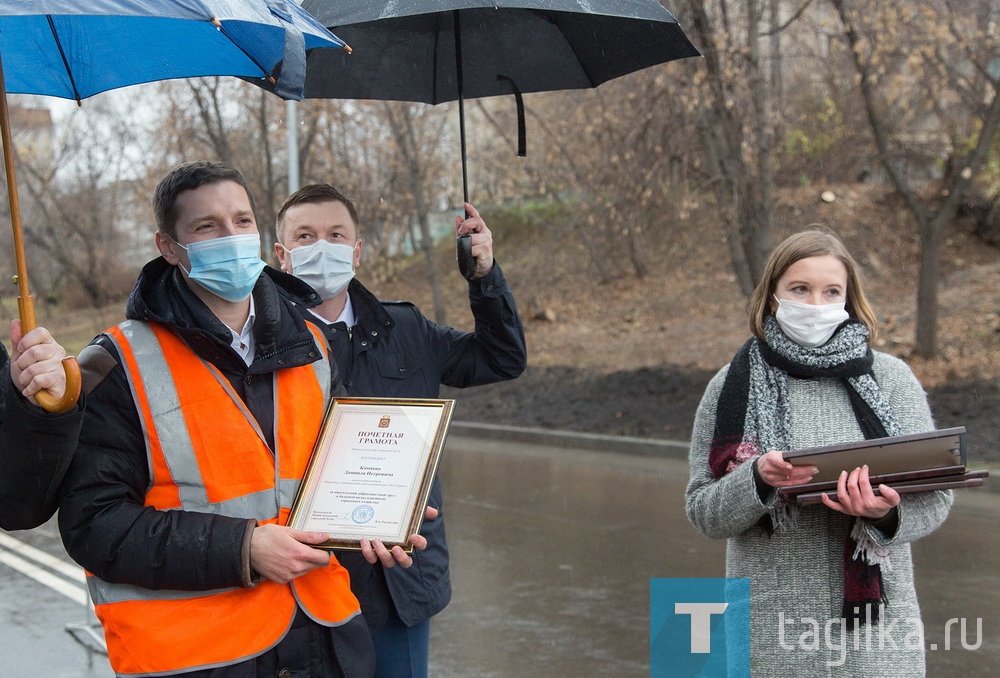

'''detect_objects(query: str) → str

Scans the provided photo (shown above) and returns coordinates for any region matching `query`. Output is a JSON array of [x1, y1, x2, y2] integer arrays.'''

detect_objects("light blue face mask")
[[174, 233, 266, 302]]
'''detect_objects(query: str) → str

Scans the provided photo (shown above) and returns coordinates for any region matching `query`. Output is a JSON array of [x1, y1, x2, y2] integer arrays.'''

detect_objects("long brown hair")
[[747, 229, 879, 345]]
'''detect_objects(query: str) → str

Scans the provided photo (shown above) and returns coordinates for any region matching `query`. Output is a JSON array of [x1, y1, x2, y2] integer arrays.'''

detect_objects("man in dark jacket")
[[274, 183, 527, 678], [57, 162, 425, 677], [0, 323, 83, 530]]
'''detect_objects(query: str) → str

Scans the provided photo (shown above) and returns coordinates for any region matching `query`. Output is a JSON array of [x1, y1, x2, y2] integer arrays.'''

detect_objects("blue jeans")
[[372, 606, 430, 678]]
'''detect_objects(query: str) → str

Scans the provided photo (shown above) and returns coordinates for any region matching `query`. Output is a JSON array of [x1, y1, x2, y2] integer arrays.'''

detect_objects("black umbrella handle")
[[457, 234, 475, 280]]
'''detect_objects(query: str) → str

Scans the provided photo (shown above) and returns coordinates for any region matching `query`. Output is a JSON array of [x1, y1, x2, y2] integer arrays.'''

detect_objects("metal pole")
[[453, 10, 469, 206], [287, 99, 299, 193]]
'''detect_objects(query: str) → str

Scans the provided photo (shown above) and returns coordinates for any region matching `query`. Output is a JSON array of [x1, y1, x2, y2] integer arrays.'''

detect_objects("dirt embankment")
[[379, 184, 1000, 464]]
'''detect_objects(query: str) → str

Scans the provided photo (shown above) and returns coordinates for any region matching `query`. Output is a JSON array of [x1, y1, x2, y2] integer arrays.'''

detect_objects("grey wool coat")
[[686, 351, 953, 677]]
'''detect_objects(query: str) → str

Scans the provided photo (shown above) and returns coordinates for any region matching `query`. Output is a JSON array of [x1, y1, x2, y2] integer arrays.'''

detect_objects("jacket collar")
[[126, 257, 323, 373], [345, 278, 394, 343]]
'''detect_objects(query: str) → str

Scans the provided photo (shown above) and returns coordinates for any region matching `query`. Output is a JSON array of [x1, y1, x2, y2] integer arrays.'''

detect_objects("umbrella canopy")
[[0, 0, 348, 411], [298, 0, 699, 104], [0, 0, 348, 101], [284, 0, 698, 278], [289, 0, 698, 205]]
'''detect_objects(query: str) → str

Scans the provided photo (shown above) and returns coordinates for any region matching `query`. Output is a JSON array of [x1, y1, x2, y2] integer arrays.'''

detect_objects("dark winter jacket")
[[0, 344, 83, 531], [298, 263, 526, 629], [57, 258, 346, 591]]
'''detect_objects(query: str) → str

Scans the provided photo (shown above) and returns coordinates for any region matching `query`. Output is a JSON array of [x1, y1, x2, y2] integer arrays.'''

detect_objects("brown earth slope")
[[375, 184, 1000, 464]]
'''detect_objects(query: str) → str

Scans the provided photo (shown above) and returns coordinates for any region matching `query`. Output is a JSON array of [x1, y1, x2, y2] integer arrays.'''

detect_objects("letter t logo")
[[674, 602, 729, 653]]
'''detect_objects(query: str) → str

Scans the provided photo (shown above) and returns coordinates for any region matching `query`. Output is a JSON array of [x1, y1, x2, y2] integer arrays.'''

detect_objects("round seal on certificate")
[[352, 505, 375, 524]]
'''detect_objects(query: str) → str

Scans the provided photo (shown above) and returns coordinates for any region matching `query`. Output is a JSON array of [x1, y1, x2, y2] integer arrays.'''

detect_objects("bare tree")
[[155, 78, 291, 259], [382, 102, 452, 324], [295, 99, 414, 285], [829, 0, 1000, 357], [13, 98, 149, 310], [490, 64, 703, 284], [681, 0, 781, 294]]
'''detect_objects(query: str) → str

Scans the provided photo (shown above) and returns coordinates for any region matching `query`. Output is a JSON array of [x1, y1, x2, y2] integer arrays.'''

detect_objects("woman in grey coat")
[[686, 230, 952, 677]]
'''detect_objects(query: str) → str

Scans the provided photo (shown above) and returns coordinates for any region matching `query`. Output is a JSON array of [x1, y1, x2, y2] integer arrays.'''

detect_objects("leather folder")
[[776, 427, 990, 504]]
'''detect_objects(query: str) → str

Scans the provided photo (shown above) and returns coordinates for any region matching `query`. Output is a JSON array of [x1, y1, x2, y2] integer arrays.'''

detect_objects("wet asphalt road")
[[0, 432, 996, 676]]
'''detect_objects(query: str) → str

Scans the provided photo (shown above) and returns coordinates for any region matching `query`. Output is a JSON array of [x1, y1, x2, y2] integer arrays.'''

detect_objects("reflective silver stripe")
[[88, 575, 238, 606], [108, 321, 209, 507], [98, 321, 331, 611], [278, 477, 301, 510], [175, 489, 280, 521], [308, 328, 331, 398], [113, 322, 294, 517]]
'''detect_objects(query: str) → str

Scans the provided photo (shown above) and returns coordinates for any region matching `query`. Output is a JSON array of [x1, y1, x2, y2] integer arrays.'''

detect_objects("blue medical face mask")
[[173, 233, 265, 302]]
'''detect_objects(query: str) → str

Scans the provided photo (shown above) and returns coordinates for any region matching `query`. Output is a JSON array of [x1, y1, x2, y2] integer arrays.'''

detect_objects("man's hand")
[[359, 506, 438, 568], [10, 320, 68, 405], [250, 524, 332, 584], [455, 202, 494, 279]]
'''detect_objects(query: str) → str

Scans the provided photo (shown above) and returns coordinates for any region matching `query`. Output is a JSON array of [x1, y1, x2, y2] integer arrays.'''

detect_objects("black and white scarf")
[[709, 317, 901, 627]]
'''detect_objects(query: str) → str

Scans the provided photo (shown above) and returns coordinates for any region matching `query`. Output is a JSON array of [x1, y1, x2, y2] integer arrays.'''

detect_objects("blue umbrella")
[[0, 0, 348, 101], [0, 0, 349, 411]]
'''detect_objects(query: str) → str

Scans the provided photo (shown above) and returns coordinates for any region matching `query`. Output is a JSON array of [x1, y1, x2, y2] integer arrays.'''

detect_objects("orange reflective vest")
[[90, 320, 360, 676]]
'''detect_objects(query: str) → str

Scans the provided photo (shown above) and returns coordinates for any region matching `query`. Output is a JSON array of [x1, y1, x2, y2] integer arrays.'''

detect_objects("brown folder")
[[779, 427, 966, 489], [793, 469, 990, 505]]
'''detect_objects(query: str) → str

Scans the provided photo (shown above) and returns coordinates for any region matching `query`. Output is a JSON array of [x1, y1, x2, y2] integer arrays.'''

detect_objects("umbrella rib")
[[46, 16, 83, 103], [211, 18, 275, 84]]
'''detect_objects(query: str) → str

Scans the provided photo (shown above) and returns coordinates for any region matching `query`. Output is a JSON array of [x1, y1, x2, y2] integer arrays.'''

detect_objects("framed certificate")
[[288, 397, 455, 552]]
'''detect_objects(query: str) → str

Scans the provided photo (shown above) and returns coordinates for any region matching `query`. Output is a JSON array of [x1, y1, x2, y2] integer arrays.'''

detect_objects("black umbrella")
[[297, 0, 699, 200], [290, 0, 699, 276]]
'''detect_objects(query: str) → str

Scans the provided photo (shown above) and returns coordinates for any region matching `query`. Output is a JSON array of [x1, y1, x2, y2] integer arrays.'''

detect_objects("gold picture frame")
[[288, 397, 455, 552]]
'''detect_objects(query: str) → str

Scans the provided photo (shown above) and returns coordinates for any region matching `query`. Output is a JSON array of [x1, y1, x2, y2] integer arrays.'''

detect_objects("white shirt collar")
[[309, 293, 356, 328], [229, 295, 256, 366]]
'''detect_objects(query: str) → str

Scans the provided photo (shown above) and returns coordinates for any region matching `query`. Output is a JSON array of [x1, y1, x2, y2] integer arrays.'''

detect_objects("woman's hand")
[[821, 464, 900, 519], [755, 450, 818, 488]]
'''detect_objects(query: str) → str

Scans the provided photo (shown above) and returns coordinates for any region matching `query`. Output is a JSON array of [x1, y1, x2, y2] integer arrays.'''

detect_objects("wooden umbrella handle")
[[1, 54, 81, 414], [33, 356, 82, 413], [17, 296, 82, 414]]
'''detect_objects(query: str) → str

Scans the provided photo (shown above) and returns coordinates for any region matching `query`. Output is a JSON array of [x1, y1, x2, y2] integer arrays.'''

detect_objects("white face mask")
[[286, 240, 357, 300], [773, 296, 849, 348]]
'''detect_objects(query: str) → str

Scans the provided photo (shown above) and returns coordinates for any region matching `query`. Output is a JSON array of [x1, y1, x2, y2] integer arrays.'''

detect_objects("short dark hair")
[[153, 161, 255, 239], [276, 183, 360, 241]]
